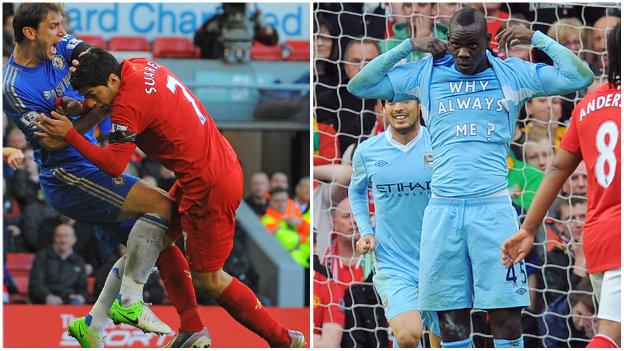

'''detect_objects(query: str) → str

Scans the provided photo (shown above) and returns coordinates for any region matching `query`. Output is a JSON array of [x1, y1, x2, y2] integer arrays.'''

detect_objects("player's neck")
[[13, 44, 43, 67], [390, 124, 419, 145]]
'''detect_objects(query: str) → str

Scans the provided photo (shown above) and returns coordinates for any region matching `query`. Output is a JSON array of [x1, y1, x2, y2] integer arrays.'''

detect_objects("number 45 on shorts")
[[506, 261, 527, 286]]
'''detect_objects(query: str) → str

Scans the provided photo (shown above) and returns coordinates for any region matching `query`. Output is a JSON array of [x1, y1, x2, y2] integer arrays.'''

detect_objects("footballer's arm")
[[34, 110, 135, 177], [501, 148, 582, 267]]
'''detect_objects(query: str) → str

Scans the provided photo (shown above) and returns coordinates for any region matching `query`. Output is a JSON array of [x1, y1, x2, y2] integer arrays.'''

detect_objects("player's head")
[[382, 99, 421, 134], [448, 7, 490, 75], [268, 187, 290, 214], [12, 3, 66, 61], [70, 47, 121, 110], [607, 22, 620, 88]]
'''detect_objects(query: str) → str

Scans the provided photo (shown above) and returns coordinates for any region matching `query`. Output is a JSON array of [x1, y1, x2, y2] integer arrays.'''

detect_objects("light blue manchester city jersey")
[[349, 127, 432, 275]]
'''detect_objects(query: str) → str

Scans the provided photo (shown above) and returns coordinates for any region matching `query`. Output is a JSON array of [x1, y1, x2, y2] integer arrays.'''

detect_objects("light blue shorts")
[[418, 195, 530, 311], [373, 269, 441, 336]]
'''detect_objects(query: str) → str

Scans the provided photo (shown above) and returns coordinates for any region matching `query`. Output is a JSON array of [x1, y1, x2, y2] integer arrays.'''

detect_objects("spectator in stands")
[[270, 171, 289, 193], [3, 10, 14, 65], [5, 126, 27, 150], [314, 16, 339, 91], [434, 3, 463, 25], [561, 161, 588, 198], [589, 15, 621, 72], [8, 148, 41, 206], [507, 152, 543, 213], [539, 277, 595, 347], [261, 187, 309, 268], [29, 223, 88, 305], [543, 198, 588, 305], [380, 3, 448, 62], [244, 172, 270, 216], [193, 3, 278, 60], [313, 258, 346, 348], [318, 39, 380, 156], [523, 96, 566, 147], [548, 17, 585, 54], [294, 177, 310, 215], [20, 188, 58, 252], [3, 178, 22, 253], [523, 138, 555, 172], [314, 197, 387, 347]]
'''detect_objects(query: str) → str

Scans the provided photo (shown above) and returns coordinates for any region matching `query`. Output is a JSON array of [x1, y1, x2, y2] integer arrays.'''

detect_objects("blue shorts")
[[373, 269, 441, 336], [40, 163, 138, 251], [419, 195, 530, 311]]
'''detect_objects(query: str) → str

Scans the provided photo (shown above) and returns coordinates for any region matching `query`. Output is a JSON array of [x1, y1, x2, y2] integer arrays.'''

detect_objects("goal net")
[[313, 2, 621, 348]]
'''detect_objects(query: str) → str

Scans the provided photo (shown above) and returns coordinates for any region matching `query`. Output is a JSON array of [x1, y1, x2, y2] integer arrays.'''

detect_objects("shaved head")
[[448, 7, 491, 74]]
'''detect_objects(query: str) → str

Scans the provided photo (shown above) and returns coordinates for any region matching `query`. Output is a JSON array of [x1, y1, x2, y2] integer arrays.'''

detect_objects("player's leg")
[[587, 269, 621, 347], [184, 166, 304, 347], [419, 198, 474, 347], [373, 271, 426, 347], [159, 184, 210, 347], [465, 197, 529, 348], [40, 167, 170, 335], [436, 309, 472, 347]]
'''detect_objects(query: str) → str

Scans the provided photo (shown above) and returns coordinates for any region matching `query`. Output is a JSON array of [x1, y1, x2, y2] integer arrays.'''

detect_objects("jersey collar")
[[384, 126, 423, 153]]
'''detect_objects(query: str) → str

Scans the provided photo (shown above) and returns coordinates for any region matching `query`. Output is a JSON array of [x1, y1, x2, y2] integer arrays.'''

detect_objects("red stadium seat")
[[6, 253, 35, 273], [108, 36, 150, 51], [251, 42, 282, 61], [152, 37, 196, 58], [285, 40, 309, 61], [77, 35, 107, 49], [9, 275, 29, 303]]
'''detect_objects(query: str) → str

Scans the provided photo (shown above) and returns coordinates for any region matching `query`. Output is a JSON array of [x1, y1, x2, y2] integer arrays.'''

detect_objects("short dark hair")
[[569, 277, 594, 312], [269, 187, 289, 197], [450, 7, 487, 34], [13, 3, 64, 44], [607, 23, 620, 88], [343, 38, 380, 61], [70, 47, 121, 93], [554, 197, 587, 220]]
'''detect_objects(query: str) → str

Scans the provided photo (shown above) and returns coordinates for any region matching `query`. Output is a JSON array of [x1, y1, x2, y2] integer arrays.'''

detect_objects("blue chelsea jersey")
[[349, 127, 432, 275], [3, 35, 97, 168], [426, 57, 512, 197]]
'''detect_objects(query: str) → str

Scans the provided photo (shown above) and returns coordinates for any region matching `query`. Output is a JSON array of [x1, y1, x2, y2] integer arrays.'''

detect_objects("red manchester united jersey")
[[560, 83, 621, 273], [110, 58, 239, 192]]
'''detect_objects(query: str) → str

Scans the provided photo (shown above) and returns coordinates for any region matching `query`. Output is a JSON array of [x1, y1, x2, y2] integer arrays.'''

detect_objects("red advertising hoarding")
[[4, 305, 309, 348]]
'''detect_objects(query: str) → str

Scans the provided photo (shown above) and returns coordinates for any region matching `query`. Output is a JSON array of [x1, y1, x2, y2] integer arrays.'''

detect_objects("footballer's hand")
[[356, 234, 376, 255], [33, 111, 75, 140], [69, 49, 90, 74], [54, 96, 83, 116], [501, 228, 535, 269], [495, 26, 535, 54], [411, 37, 447, 59]]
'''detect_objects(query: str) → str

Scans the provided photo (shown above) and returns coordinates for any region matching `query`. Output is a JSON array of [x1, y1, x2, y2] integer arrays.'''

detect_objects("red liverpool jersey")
[[559, 83, 621, 273], [111, 58, 239, 192]]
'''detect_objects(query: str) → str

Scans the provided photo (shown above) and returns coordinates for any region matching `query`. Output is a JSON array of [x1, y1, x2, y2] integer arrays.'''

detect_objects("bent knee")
[[395, 329, 422, 348], [191, 270, 231, 297]]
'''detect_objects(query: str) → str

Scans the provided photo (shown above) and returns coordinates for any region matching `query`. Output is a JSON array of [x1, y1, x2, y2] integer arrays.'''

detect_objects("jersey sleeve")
[[348, 146, 375, 236], [559, 111, 581, 155], [108, 100, 148, 144], [56, 35, 84, 63]]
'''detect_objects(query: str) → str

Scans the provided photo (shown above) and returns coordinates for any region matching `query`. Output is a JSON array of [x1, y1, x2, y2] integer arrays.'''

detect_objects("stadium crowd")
[[312, 2, 620, 348]]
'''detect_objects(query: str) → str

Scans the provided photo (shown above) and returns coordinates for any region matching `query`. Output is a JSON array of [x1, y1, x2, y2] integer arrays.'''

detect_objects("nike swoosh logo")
[[120, 314, 139, 324], [78, 327, 85, 339]]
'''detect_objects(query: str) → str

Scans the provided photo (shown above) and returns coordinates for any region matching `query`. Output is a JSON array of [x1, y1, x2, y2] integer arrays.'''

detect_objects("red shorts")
[[166, 165, 244, 272]]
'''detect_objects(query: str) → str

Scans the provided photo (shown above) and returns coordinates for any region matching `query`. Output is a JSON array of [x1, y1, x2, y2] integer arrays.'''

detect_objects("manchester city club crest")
[[112, 176, 125, 186], [51, 55, 65, 70], [423, 153, 433, 166]]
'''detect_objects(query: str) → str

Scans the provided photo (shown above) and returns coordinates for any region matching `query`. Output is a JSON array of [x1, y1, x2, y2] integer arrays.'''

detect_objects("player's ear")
[[22, 26, 37, 41], [108, 74, 121, 89]]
